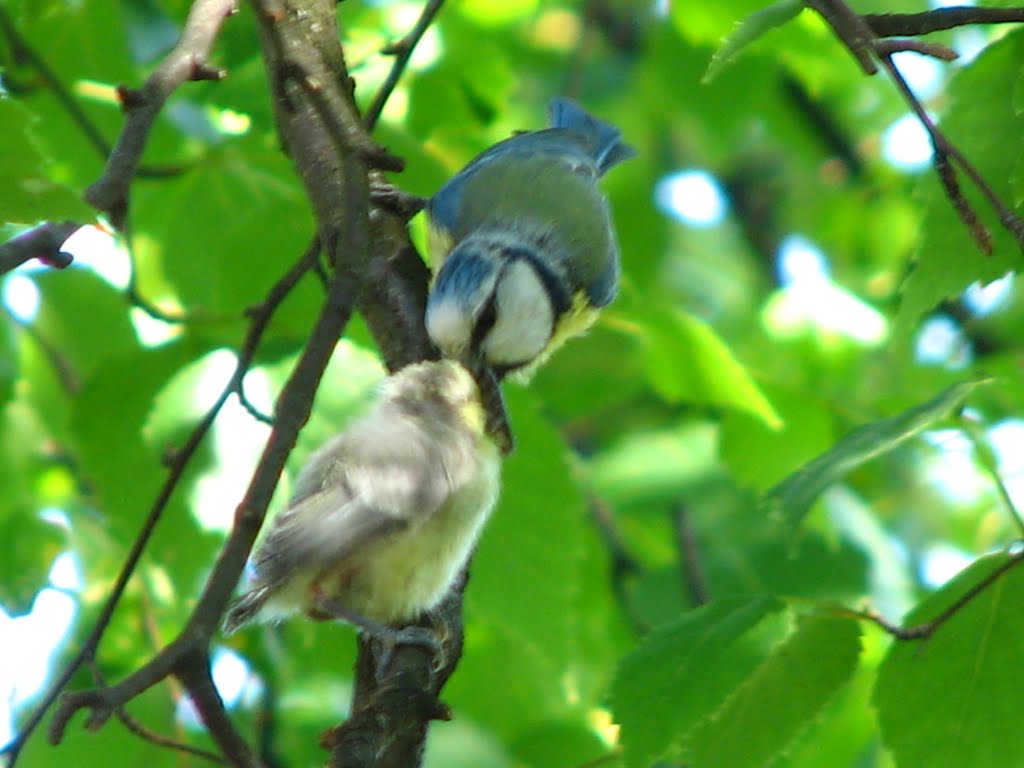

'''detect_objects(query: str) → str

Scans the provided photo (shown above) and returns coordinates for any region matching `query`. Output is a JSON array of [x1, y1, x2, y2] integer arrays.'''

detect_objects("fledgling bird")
[[223, 360, 502, 648], [425, 97, 635, 379]]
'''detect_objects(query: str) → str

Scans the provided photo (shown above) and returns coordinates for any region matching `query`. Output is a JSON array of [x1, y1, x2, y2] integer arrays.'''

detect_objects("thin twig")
[[126, 285, 189, 324], [5, 244, 316, 767], [2, 306, 80, 394], [0, 6, 190, 180], [850, 547, 1024, 640], [85, 0, 239, 226], [876, 52, 1024, 248], [48, 240, 339, 764], [874, 38, 958, 61], [0, 6, 110, 158], [572, 749, 623, 768], [0, 221, 80, 275], [958, 412, 1024, 537], [589, 497, 647, 634], [88, 661, 227, 765], [807, 0, 1024, 253], [117, 219, 190, 323], [671, 503, 710, 607], [235, 385, 274, 425], [363, 0, 446, 130], [865, 7, 1024, 38]]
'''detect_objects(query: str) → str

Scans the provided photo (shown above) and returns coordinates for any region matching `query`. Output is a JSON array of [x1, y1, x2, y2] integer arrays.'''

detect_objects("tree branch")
[[671, 503, 710, 608], [6, 244, 317, 768], [84, 0, 238, 226], [589, 497, 647, 634], [248, 1, 506, 764], [48, 240, 354, 766], [865, 7, 1024, 38], [850, 547, 1024, 640], [2, 306, 80, 394], [958, 412, 1024, 537], [0, 221, 79, 275], [0, 6, 111, 159], [806, 0, 1024, 254]]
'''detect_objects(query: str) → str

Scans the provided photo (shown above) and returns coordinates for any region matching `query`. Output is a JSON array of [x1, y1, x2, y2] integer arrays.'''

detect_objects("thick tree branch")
[[85, 0, 238, 226], [248, 1, 499, 765]]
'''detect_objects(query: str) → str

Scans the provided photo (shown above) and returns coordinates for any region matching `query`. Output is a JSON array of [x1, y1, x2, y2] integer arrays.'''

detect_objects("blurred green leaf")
[[634, 304, 782, 429], [704, 0, 804, 83], [33, 269, 139, 382], [69, 342, 203, 540], [721, 382, 835, 490], [764, 379, 990, 532], [0, 98, 93, 224]]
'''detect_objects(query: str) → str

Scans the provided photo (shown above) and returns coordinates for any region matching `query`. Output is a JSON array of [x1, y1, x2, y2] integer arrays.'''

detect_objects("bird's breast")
[[314, 444, 500, 623]]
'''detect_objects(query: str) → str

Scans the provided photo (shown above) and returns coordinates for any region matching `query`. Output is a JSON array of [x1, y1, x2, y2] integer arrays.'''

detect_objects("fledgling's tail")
[[549, 97, 636, 175], [222, 586, 271, 635]]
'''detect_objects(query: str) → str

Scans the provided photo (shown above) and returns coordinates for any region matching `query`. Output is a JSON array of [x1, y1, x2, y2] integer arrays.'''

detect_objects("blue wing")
[[429, 99, 635, 241]]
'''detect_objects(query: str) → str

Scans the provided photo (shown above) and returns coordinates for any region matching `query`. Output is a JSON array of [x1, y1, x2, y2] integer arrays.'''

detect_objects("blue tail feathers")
[[548, 97, 636, 175]]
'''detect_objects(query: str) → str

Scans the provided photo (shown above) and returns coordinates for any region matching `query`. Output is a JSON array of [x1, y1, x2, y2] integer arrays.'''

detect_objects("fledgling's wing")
[[249, 410, 461, 594], [221, 482, 407, 635]]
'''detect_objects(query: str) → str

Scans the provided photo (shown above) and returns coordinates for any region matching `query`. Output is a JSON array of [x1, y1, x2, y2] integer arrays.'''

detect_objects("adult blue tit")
[[223, 360, 501, 643], [425, 97, 635, 379]]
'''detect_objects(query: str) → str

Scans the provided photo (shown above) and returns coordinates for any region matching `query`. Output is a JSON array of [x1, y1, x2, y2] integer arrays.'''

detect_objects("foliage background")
[[2, 0, 1024, 766]]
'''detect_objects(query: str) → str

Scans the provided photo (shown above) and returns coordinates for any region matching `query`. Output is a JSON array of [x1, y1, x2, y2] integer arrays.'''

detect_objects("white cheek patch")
[[426, 300, 473, 358], [483, 260, 555, 367]]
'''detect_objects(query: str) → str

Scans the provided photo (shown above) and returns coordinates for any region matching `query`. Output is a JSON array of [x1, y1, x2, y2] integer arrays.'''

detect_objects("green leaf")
[[132, 136, 314, 319], [704, 0, 804, 83], [874, 552, 1024, 768], [33, 269, 139, 383], [0, 98, 92, 224], [635, 305, 782, 429], [896, 30, 1024, 333], [0, 400, 66, 612], [612, 596, 786, 767], [688, 613, 862, 768], [450, 387, 592, 730], [721, 382, 835, 490], [69, 342, 204, 540], [670, 0, 780, 46], [764, 379, 989, 532]]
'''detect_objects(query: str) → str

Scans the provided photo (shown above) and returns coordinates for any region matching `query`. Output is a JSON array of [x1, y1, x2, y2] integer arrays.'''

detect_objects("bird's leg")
[[369, 181, 427, 220], [312, 596, 443, 678]]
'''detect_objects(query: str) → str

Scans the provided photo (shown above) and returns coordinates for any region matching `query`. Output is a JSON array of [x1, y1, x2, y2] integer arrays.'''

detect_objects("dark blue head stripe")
[[500, 245, 573, 316], [435, 250, 496, 300]]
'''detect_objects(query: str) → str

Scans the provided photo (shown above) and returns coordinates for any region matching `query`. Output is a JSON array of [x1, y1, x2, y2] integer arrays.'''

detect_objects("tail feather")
[[222, 586, 271, 635], [549, 97, 636, 175]]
